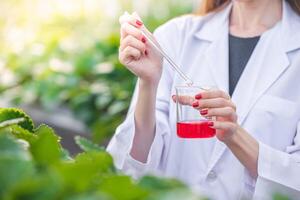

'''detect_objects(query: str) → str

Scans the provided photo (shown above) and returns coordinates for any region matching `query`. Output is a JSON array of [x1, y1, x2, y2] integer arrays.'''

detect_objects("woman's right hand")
[[119, 12, 163, 86]]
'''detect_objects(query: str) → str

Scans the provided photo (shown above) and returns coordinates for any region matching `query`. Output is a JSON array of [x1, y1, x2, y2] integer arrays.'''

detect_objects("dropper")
[[140, 27, 194, 86]]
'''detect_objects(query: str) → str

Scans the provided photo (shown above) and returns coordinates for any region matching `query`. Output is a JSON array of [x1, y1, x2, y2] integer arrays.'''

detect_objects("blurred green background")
[[0, 0, 194, 153]]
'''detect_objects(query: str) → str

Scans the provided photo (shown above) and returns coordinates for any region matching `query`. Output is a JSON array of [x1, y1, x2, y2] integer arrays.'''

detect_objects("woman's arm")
[[224, 126, 259, 178], [130, 80, 158, 163], [118, 12, 163, 163]]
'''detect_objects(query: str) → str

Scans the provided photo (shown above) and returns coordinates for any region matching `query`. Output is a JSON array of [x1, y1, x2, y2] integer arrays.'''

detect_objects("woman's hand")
[[173, 89, 239, 143], [119, 12, 163, 86], [173, 90, 259, 178], [191, 90, 238, 142]]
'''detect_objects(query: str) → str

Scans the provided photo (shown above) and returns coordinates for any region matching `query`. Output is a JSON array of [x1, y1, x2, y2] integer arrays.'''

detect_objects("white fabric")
[[107, 1, 300, 199]]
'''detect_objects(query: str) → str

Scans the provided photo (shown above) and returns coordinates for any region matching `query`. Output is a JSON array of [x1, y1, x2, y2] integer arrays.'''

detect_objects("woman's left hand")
[[193, 89, 238, 142], [173, 89, 259, 177], [173, 89, 239, 143]]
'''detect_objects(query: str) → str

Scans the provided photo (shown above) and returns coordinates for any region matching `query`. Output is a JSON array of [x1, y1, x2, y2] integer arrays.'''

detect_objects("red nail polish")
[[141, 37, 146, 43], [195, 94, 202, 100], [200, 109, 208, 115], [136, 20, 143, 26], [172, 95, 176, 102], [192, 101, 199, 107], [207, 121, 214, 126]]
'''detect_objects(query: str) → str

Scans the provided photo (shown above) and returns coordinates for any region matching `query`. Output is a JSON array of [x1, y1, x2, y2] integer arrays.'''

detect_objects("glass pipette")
[[140, 28, 194, 86]]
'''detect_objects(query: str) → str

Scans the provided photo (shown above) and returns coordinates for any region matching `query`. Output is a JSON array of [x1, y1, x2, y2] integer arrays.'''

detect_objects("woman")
[[107, 0, 300, 199]]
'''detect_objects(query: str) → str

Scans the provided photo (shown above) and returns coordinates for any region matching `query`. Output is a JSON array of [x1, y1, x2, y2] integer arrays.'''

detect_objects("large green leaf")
[[4, 172, 62, 200], [64, 193, 110, 200], [30, 124, 62, 166], [0, 133, 34, 198], [138, 176, 205, 200], [147, 189, 206, 200], [98, 175, 149, 200], [0, 108, 34, 132], [55, 151, 115, 193], [138, 176, 186, 191]]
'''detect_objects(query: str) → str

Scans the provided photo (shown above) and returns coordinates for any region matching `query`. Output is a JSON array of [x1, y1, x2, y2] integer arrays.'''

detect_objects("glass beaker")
[[176, 86, 216, 138]]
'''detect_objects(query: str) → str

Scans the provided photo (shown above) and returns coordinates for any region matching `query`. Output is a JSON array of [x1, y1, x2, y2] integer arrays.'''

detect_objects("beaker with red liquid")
[[176, 86, 216, 138]]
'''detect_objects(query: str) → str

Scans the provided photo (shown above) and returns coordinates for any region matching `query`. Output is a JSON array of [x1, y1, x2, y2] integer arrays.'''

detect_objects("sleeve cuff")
[[257, 142, 272, 180], [244, 168, 256, 189], [257, 141, 300, 190], [122, 153, 149, 179], [107, 111, 167, 178]]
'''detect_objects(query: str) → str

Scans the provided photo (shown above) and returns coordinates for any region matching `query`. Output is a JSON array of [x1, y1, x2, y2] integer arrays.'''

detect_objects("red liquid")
[[177, 120, 216, 138]]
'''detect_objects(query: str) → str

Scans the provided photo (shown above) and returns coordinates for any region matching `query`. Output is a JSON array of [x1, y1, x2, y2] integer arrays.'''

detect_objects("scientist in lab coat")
[[107, 0, 300, 199]]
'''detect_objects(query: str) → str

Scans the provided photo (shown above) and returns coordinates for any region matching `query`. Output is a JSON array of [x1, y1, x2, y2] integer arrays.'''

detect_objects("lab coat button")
[[207, 170, 217, 180]]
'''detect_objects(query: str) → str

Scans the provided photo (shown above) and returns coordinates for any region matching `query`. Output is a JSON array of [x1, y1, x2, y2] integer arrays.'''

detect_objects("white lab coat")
[[107, 1, 300, 199]]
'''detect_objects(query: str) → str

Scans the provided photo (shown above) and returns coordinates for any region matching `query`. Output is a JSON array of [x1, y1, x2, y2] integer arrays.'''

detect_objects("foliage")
[[273, 193, 291, 200], [0, 0, 193, 143], [0, 108, 34, 131], [0, 108, 205, 200], [75, 135, 105, 152]]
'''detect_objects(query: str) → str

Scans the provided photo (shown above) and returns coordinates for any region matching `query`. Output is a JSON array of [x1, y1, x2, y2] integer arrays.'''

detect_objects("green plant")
[[0, 0, 193, 144], [0, 108, 205, 200]]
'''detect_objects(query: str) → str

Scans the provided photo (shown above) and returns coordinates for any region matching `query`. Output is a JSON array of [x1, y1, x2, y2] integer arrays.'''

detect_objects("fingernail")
[[172, 95, 176, 102], [141, 37, 146, 43], [192, 101, 199, 108], [144, 50, 148, 56], [200, 109, 208, 115], [195, 94, 202, 100], [207, 121, 214, 126], [136, 20, 143, 26]]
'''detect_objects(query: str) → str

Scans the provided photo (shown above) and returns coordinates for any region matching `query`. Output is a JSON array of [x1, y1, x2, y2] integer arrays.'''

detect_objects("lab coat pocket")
[[247, 94, 299, 147], [255, 95, 298, 119]]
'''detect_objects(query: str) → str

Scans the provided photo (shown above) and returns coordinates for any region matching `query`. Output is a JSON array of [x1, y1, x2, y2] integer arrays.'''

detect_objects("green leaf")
[[5, 171, 62, 200], [75, 135, 105, 152], [9, 125, 38, 144], [138, 177, 206, 200], [148, 189, 205, 200], [273, 193, 291, 200], [0, 108, 34, 132], [0, 132, 31, 161], [98, 175, 149, 200], [0, 133, 34, 198], [30, 124, 62, 166], [64, 193, 110, 200], [0, 118, 25, 129], [60, 148, 73, 161], [138, 176, 186, 191], [55, 151, 115, 193]]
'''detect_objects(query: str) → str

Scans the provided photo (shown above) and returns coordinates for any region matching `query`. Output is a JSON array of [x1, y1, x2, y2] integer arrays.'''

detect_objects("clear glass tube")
[[141, 28, 194, 86]]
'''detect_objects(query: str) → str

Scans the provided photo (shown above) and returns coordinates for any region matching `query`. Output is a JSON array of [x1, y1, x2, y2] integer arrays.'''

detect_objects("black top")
[[229, 34, 260, 96]]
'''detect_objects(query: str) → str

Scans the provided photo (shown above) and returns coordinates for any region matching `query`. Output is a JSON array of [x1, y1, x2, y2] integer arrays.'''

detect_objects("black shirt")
[[229, 34, 260, 96]]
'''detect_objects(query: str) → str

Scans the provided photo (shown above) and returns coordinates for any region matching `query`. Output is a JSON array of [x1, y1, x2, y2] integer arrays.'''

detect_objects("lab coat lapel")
[[232, 28, 290, 125], [200, 20, 231, 173], [195, 3, 232, 92], [194, 4, 231, 172], [232, 0, 300, 125], [203, 31, 229, 92], [201, 23, 231, 172]]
